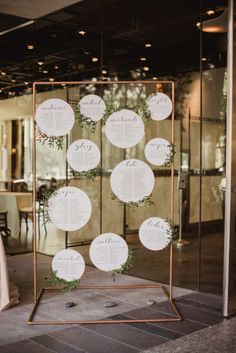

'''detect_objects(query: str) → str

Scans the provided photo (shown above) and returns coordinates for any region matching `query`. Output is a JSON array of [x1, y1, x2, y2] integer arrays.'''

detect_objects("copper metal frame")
[[29, 80, 182, 325]]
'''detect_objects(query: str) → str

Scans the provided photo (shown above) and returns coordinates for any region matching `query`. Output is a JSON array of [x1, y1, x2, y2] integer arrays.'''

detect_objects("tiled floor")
[[0, 292, 225, 353]]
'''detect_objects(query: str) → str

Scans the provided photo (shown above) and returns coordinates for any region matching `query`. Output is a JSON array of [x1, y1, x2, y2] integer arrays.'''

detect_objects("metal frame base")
[[28, 284, 182, 325]]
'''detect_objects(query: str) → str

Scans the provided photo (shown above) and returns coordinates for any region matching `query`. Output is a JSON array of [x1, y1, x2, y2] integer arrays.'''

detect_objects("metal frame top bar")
[[33, 80, 174, 86]]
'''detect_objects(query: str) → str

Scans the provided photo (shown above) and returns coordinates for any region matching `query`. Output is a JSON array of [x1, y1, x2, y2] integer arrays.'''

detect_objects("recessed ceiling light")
[[24, 81, 29, 85], [78, 30, 86, 35], [196, 22, 201, 27], [54, 65, 59, 70], [37, 61, 43, 65], [1, 71, 6, 76], [143, 66, 149, 71], [0, 89, 2, 93], [145, 43, 152, 48], [43, 70, 48, 74], [140, 57, 147, 61], [49, 78, 54, 82], [201, 57, 207, 61], [152, 77, 158, 80], [11, 79, 16, 83], [206, 9, 215, 15], [102, 69, 107, 74], [92, 57, 98, 62], [84, 51, 90, 55], [27, 43, 34, 50]]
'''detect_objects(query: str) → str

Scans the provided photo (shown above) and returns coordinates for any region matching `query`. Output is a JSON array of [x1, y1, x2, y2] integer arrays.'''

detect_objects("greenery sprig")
[[69, 166, 102, 181], [111, 192, 155, 208], [111, 248, 134, 282], [162, 144, 175, 168], [166, 218, 178, 243], [40, 189, 58, 227], [36, 127, 64, 150], [46, 269, 80, 292], [128, 98, 152, 122], [74, 108, 97, 133]]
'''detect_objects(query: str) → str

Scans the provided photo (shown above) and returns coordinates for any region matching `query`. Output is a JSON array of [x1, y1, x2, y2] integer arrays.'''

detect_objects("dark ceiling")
[[0, 0, 228, 99]]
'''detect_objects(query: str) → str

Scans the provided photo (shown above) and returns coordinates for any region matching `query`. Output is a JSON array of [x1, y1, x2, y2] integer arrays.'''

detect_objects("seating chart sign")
[[147, 93, 172, 121], [36, 98, 75, 136], [67, 139, 100, 172], [48, 186, 92, 231], [145, 138, 171, 166], [105, 109, 144, 148], [52, 249, 85, 281], [78, 94, 106, 122], [139, 217, 171, 251], [89, 233, 128, 272], [110, 159, 155, 203]]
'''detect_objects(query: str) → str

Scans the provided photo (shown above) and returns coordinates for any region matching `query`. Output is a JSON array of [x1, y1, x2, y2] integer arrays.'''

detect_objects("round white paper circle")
[[147, 93, 172, 121], [145, 138, 171, 166], [78, 94, 106, 122], [52, 249, 85, 281], [110, 159, 155, 203], [36, 98, 75, 136], [139, 217, 171, 251], [105, 109, 144, 148], [89, 233, 128, 272], [48, 186, 92, 231], [67, 139, 100, 172]]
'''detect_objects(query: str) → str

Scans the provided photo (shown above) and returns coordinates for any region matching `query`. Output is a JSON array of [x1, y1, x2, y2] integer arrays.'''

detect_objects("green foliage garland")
[[162, 143, 175, 168], [111, 248, 134, 282], [111, 192, 155, 208], [36, 127, 64, 150], [70, 166, 102, 181], [47, 270, 80, 292]]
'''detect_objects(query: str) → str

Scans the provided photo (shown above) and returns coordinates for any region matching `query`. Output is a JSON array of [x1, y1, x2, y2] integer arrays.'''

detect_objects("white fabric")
[[0, 236, 10, 311]]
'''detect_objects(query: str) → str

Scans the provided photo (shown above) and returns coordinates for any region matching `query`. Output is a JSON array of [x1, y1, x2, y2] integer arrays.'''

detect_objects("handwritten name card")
[[89, 233, 128, 271], [36, 98, 75, 136], [139, 217, 171, 251], [48, 186, 92, 231], [67, 139, 100, 172], [110, 159, 155, 203], [52, 249, 85, 281]]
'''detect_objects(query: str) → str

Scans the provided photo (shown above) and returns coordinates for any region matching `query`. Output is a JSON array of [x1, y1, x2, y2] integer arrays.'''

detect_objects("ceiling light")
[[11, 79, 16, 83], [49, 78, 54, 82], [102, 69, 107, 74], [145, 43, 152, 48], [201, 57, 207, 61], [0, 89, 2, 93], [199, 8, 228, 33], [27, 43, 34, 50], [92, 57, 98, 62], [84, 51, 90, 55], [37, 61, 43, 65], [24, 81, 29, 85], [207, 9, 215, 15], [143, 66, 149, 71], [152, 77, 158, 80], [1, 71, 6, 76], [43, 70, 48, 74], [140, 57, 147, 61], [54, 65, 59, 70], [196, 22, 201, 27], [78, 30, 86, 35]]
